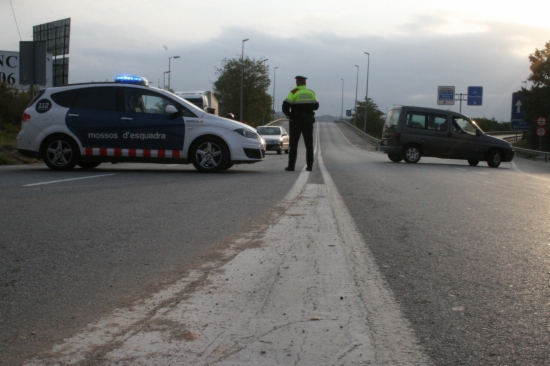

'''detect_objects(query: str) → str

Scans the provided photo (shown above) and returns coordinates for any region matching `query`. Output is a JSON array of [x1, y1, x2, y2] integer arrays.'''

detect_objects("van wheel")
[[78, 162, 101, 169], [468, 159, 479, 166], [487, 149, 501, 168], [42, 135, 80, 171], [191, 136, 229, 173], [403, 145, 421, 164], [388, 153, 403, 162], [277, 144, 282, 154]]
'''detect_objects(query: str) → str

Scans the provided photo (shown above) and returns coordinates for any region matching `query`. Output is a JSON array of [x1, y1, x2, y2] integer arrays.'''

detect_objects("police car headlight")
[[234, 128, 261, 140]]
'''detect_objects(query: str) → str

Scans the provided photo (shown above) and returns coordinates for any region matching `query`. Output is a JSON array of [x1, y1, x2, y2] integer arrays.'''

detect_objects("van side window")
[[406, 112, 427, 129], [73, 87, 118, 111], [453, 117, 477, 135], [427, 114, 448, 131]]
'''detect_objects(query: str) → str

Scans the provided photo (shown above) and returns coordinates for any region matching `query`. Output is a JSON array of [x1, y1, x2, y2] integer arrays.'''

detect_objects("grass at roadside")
[[0, 126, 40, 165]]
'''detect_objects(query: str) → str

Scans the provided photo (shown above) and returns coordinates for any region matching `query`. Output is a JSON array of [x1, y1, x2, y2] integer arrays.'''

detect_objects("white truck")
[[175, 91, 219, 115]]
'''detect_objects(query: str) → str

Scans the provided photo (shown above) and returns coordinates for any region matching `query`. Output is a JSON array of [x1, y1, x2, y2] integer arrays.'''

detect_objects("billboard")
[[33, 18, 70, 86], [0, 50, 53, 89]]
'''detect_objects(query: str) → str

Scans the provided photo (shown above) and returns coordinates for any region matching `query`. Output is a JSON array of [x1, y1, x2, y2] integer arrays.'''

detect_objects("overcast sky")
[[2, 0, 550, 121]]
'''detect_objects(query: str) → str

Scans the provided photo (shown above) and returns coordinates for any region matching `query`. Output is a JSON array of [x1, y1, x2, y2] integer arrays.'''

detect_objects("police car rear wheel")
[[191, 137, 229, 173], [42, 135, 80, 171]]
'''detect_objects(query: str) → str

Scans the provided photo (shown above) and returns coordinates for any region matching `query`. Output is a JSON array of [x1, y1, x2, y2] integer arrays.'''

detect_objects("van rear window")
[[385, 109, 400, 127]]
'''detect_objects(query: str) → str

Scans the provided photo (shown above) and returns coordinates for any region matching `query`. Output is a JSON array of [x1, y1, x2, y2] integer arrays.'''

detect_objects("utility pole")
[[455, 93, 467, 113]]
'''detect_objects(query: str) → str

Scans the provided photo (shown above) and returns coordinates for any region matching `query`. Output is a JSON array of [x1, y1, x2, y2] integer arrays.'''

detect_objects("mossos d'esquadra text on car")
[[17, 75, 266, 172]]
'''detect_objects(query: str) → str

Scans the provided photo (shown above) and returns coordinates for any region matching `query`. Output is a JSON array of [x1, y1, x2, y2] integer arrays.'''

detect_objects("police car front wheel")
[[191, 136, 229, 173], [41, 135, 80, 171]]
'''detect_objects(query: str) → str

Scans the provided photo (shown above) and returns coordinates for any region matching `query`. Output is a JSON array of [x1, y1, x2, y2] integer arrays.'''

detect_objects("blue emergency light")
[[114, 75, 148, 86]]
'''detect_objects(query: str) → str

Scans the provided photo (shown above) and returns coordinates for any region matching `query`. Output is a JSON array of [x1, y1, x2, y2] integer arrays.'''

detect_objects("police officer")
[[282, 76, 319, 171]]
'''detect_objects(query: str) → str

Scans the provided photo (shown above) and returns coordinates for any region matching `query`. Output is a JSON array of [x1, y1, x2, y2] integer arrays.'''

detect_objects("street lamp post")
[[168, 56, 180, 90], [163, 71, 169, 89], [340, 78, 344, 120], [354, 65, 359, 127], [364, 52, 370, 133], [272, 66, 278, 121], [240, 39, 249, 122]]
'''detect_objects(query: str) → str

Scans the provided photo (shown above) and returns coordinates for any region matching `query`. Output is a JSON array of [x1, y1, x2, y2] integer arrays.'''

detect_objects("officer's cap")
[[295, 75, 307, 80]]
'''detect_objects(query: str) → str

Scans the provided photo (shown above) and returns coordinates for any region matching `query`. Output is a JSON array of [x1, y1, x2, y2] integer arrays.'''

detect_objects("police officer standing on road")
[[283, 76, 319, 171]]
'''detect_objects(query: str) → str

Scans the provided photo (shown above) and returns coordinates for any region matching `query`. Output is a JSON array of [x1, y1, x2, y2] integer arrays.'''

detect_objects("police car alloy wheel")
[[41, 135, 80, 171], [191, 136, 229, 173]]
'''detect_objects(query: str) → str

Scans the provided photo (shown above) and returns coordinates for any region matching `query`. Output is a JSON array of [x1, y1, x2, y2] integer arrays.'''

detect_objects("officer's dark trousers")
[[287, 119, 314, 170]]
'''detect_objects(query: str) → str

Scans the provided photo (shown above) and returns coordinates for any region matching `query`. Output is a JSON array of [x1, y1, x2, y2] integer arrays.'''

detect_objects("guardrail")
[[340, 120, 382, 145], [266, 118, 289, 126], [513, 147, 550, 162]]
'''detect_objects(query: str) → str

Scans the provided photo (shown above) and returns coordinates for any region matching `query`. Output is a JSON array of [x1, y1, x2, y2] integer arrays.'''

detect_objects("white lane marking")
[[23, 174, 115, 187], [511, 161, 550, 182], [318, 126, 430, 364], [476, 172, 489, 175]]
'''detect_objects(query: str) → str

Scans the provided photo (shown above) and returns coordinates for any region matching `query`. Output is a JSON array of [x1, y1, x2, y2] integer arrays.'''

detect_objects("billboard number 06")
[[0, 73, 16, 85]]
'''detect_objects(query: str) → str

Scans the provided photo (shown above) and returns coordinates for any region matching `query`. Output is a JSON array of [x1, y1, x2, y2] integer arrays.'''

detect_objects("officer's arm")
[[313, 101, 319, 111], [282, 101, 292, 117]]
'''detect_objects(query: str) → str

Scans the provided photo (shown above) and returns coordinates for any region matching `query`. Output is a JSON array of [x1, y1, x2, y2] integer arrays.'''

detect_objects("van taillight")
[[395, 132, 401, 142], [22, 113, 31, 122]]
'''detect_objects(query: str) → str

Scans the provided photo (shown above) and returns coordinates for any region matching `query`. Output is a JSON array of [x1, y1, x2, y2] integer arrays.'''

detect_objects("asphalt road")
[[324, 121, 550, 365], [0, 121, 300, 365], [2, 120, 550, 365]]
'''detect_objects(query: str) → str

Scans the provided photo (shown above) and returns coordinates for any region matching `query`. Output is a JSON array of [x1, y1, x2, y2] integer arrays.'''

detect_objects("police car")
[[16, 76, 266, 172]]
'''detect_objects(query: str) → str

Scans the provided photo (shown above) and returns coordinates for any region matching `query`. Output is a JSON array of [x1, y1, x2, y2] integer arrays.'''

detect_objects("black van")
[[380, 106, 514, 167]]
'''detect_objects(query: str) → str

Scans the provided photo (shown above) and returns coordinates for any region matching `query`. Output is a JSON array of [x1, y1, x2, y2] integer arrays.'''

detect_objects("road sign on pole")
[[510, 92, 529, 131], [467, 86, 483, 106], [536, 127, 546, 137], [536, 116, 547, 127], [437, 86, 455, 105]]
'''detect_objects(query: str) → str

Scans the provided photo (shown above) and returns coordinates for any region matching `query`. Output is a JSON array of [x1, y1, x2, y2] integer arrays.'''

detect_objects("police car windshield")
[[257, 127, 281, 136], [171, 94, 206, 115]]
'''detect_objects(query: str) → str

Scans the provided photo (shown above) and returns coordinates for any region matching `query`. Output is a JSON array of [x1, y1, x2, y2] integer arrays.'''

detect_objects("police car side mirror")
[[165, 105, 178, 116]]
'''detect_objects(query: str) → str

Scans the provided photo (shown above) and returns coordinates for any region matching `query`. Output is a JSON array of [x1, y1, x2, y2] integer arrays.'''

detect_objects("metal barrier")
[[340, 120, 381, 144], [266, 118, 289, 126], [513, 147, 550, 162]]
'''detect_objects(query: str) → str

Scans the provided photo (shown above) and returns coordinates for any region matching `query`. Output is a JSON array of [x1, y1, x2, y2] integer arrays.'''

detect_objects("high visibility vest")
[[284, 85, 318, 106]]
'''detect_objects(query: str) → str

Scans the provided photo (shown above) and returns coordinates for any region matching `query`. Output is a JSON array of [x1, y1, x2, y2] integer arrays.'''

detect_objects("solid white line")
[[23, 174, 115, 187], [317, 125, 430, 363], [511, 161, 550, 182]]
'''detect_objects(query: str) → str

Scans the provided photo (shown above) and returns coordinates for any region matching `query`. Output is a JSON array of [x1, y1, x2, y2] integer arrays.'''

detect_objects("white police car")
[[17, 76, 266, 172]]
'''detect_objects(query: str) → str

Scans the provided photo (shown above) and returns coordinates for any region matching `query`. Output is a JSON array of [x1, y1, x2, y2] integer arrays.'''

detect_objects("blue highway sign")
[[437, 86, 455, 105], [467, 86, 483, 106], [510, 92, 530, 131]]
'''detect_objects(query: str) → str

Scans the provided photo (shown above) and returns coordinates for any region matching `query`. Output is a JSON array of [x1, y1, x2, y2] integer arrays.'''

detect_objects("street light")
[[163, 71, 169, 89], [340, 78, 344, 120], [240, 39, 249, 122], [364, 52, 370, 133], [272, 66, 278, 121], [168, 55, 180, 90], [354, 65, 359, 127]]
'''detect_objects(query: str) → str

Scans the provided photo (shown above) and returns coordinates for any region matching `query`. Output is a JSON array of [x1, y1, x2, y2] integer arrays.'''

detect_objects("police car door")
[[65, 86, 121, 150], [120, 88, 187, 158]]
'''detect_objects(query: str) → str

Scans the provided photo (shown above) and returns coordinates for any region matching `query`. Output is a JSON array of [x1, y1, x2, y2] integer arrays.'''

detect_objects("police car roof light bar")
[[114, 75, 148, 86]]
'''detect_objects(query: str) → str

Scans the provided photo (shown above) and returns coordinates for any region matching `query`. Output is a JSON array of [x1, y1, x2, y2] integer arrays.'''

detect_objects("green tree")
[[350, 98, 385, 138], [519, 41, 550, 150], [213, 57, 272, 127]]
